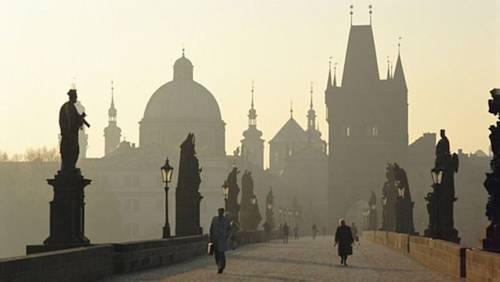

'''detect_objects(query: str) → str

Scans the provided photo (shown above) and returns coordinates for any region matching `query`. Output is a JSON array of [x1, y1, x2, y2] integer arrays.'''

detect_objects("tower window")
[[346, 127, 351, 137], [372, 127, 379, 136]]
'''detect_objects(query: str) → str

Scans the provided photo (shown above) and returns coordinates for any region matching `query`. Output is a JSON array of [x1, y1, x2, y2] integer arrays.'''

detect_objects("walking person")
[[334, 219, 354, 266], [282, 222, 289, 244], [210, 208, 232, 274], [312, 224, 318, 239], [294, 225, 299, 240]]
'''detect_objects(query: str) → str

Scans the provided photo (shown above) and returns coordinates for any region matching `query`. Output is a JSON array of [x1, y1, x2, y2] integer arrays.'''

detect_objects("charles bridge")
[[1, 89, 500, 281]]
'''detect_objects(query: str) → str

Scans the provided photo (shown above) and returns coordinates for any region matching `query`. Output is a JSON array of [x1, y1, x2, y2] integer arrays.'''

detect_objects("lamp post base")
[[163, 225, 171, 238]]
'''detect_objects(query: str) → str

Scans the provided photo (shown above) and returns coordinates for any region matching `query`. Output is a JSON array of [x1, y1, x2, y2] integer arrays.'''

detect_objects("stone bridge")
[[2, 230, 500, 281]]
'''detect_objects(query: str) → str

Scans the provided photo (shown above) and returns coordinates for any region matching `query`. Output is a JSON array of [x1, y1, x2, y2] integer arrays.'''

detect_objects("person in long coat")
[[210, 208, 232, 274], [334, 219, 354, 266]]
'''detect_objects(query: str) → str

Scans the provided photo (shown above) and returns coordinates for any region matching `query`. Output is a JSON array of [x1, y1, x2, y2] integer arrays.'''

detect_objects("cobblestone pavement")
[[103, 237, 461, 282]]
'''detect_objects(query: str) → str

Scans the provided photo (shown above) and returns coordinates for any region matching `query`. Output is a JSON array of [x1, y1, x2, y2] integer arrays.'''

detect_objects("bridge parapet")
[[2, 230, 272, 282], [466, 248, 500, 282]]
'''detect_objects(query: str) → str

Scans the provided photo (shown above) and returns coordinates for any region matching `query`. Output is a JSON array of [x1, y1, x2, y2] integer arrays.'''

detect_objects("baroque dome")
[[142, 54, 223, 122]]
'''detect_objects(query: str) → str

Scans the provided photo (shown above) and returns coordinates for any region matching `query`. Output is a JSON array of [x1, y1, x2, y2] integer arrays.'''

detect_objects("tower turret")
[[241, 82, 264, 169], [104, 81, 122, 156]]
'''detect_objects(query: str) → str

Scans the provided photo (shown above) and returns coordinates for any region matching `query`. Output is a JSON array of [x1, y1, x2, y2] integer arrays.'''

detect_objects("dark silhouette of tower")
[[325, 11, 408, 229], [241, 82, 264, 169], [104, 81, 122, 156]]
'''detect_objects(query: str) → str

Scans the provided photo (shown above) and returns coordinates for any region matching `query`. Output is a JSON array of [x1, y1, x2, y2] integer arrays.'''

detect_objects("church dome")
[[142, 53, 222, 122]]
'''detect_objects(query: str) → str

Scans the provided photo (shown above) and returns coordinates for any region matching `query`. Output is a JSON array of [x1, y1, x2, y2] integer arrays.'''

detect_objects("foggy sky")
[[0, 0, 498, 167]]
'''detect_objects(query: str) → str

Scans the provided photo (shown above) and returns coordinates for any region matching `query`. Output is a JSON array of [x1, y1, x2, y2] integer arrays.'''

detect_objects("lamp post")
[[161, 158, 174, 238], [425, 168, 443, 238]]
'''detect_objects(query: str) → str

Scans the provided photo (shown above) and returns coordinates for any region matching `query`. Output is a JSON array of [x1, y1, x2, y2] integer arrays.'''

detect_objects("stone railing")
[[466, 248, 500, 282], [0, 230, 272, 282], [363, 231, 466, 278], [0, 245, 114, 282]]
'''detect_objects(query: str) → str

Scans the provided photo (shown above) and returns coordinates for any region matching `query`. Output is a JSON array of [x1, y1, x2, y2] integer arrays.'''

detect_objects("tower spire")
[[310, 81, 314, 109], [386, 56, 391, 80], [398, 36, 402, 56], [251, 80, 255, 109], [369, 5, 373, 25], [290, 100, 294, 119], [326, 57, 333, 90], [350, 5, 354, 26], [333, 62, 338, 87], [182, 47, 185, 57], [111, 80, 115, 106]]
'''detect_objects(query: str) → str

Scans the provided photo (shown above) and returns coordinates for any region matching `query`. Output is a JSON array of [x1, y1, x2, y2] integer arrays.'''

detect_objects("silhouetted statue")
[[381, 163, 397, 231], [483, 88, 500, 252], [240, 170, 261, 230], [175, 133, 203, 236], [59, 89, 89, 171], [27, 88, 92, 254], [393, 163, 415, 234], [225, 167, 240, 222], [368, 191, 377, 230], [265, 187, 275, 231], [425, 129, 460, 243]]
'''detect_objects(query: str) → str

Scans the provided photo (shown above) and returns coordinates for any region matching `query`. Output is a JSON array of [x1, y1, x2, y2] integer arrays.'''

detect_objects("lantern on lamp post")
[[160, 158, 174, 238]]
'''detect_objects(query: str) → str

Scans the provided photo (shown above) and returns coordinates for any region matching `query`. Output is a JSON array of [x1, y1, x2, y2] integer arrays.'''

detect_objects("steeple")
[[290, 101, 294, 119], [393, 37, 407, 91], [326, 58, 333, 90], [341, 9, 380, 87], [108, 80, 117, 123], [386, 57, 391, 80], [248, 81, 257, 127], [307, 82, 317, 131], [333, 62, 338, 87], [104, 80, 122, 156]]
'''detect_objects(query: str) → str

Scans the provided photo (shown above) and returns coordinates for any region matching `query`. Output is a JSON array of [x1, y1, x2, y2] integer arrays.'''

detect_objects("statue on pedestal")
[[27, 88, 92, 254], [175, 133, 203, 236]]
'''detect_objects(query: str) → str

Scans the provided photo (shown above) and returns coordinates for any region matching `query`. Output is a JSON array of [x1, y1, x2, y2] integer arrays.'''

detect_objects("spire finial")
[[251, 80, 255, 109], [329, 56, 332, 71], [111, 80, 115, 105], [290, 100, 294, 118], [350, 5, 354, 26], [182, 47, 185, 57], [333, 62, 338, 86], [310, 81, 314, 109], [398, 36, 402, 55], [369, 5, 373, 25]]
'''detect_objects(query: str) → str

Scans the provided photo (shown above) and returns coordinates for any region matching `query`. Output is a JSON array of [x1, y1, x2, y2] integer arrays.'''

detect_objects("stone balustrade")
[[0, 230, 271, 282]]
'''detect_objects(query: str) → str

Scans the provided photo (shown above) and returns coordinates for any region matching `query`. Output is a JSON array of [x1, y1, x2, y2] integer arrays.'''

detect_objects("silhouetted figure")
[[484, 88, 500, 252], [312, 224, 318, 239], [263, 221, 271, 242], [175, 133, 203, 236], [351, 222, 359, 243], [334, 219, 354, 266], [368, 191, 378, 230], [393, 164, 416, 234], [225, 167, 241, 223], [210, 208, 231, 274], [59, 89, 88, 171], [282, 222, 289, 244], [230, 220, 240, 249]]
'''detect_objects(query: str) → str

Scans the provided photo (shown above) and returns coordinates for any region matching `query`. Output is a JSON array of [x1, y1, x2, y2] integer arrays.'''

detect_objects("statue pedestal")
[[27, 169, 91, 254], [483, 224, 500, 252]]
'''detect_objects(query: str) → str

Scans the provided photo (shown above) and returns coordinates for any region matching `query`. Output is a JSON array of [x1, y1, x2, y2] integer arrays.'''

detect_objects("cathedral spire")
[[108, 80, 117, 122], [350, 5, 354, 26], [248, 81, 257, 126], [290, 100, 294, 119], [326, 57, 333, 90], [369, 5, 373, 25], [309, 82, 314, 109], [333, 62, 338, 87], [308, 82, 317, 131], [394, 37, 407, 91]]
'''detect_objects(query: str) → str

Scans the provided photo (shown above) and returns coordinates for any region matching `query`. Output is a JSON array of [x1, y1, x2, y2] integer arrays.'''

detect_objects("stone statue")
[[393, 163, 415, 234], [59, 89, 89, 171], [175, 133, 203, 236], [225, 167, 240, 222], [381, 163, 397, 231]]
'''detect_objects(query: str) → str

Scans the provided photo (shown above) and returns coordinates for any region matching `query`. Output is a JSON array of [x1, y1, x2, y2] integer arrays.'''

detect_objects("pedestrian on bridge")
[[282, 222, 289, 244], [334, 219, 354, 266], [210, 208, 232, 274]]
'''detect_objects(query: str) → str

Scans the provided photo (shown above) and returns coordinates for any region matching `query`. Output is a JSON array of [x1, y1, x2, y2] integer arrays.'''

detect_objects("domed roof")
[[142, 54, 222, 122]]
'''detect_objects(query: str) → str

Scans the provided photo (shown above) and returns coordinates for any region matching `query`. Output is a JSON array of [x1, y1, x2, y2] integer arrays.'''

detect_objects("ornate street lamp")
[[161, 158, 174, 238]]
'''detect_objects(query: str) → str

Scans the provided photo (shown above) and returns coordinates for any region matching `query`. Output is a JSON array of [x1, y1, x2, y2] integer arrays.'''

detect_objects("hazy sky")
[[0, 0, 498, 166]]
